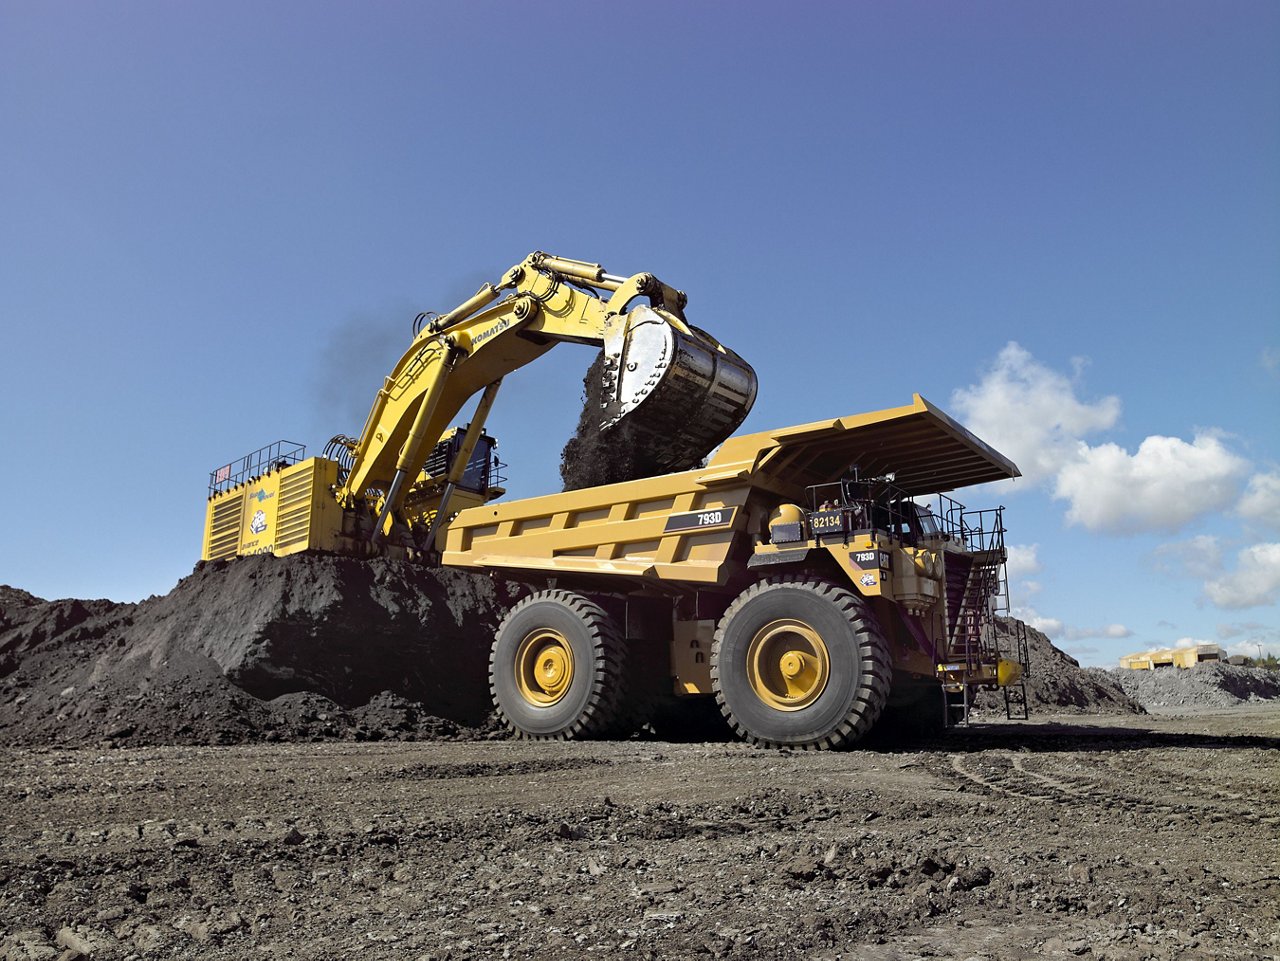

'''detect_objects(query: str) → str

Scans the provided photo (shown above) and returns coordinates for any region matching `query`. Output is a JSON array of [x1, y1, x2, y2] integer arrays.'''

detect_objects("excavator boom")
[[202, 252, 757, 560]]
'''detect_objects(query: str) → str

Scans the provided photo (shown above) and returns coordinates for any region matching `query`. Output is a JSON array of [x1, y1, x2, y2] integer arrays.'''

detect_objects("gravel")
[[1111, 661, 1280, 712], [3, 712, 1277, 960]]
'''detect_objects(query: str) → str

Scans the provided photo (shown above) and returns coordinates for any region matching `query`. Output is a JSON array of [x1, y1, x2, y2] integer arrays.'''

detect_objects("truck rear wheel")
[[711, 576, 891, 749], [490, 590, 628, 740]]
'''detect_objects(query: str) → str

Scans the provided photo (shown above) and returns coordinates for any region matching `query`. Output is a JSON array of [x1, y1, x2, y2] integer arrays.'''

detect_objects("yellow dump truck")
[[202, 253, 1027, 748], [445, 394, 1027, 748]]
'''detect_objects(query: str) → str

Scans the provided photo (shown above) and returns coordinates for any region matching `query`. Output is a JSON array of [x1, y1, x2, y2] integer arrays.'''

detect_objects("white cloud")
[[951, 342, 1119, 486], [953, 344, 1249, 535], [1217, 623, 1278, 661], [1204, 543, 1280, 609], [1054, 433, 1249, 534], [1152, 534, 1218, 578], [1239, 472, 1280, 531], [1011, 604, 1062, 637], [1005, 543, 1042, 581], [1173, 636, 1210, 649], [1152, 535, 1222, 579], [1067, 624, 1134, 640], [1020, 579, 1043, 597], [1226, 638, 1280, 659], [1217, 621, 1275, 641], [1263, 347, 1280, 375]]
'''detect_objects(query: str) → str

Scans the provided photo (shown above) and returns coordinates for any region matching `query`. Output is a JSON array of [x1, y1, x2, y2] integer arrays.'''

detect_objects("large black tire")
[[490, 590, 628, 740], [711, 576, 891, 749]]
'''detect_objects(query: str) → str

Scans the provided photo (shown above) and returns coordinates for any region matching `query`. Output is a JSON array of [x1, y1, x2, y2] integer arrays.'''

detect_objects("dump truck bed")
[[442, 394, 1020, 585]]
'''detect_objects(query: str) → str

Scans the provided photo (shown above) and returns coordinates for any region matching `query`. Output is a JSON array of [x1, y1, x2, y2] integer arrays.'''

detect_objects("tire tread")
[[710, 574, 892, 750], [490, 589, 629, 741]]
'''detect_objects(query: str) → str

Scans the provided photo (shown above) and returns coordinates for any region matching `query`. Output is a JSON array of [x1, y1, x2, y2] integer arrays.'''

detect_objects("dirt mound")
[[1112, 661, 1280, 711], [2, 563, 1144, 750], [978, 619, 1144, 715], [0, 555, 523, 747]]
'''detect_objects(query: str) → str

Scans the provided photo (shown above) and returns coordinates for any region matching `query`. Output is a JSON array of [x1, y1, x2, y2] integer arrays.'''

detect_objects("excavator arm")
[[336, 252, 757, 544]]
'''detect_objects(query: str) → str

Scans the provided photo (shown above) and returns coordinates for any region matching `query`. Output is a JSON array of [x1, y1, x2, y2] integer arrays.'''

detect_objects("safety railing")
[[209, 440, 306, 495]]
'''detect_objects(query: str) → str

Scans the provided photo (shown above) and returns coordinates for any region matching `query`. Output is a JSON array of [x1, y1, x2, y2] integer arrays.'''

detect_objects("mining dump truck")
[[445, 394, 1028, 748], [202, 252, 1027, 748]]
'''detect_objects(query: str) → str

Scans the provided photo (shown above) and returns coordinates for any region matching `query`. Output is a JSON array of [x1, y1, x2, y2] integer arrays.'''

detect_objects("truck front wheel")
[[490, 590, 628, 739], [711, 576, 891, 749]]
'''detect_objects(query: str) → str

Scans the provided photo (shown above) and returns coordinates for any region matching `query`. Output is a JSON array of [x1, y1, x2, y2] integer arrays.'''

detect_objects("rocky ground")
[[3, 709, 1277, 961], [1112, 661, 1280, 713]]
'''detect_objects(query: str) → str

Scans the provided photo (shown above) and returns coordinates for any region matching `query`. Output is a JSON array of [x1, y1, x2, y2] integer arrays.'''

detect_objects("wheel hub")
[[746, 618, 831, 711], [514, 629, 575, 706]]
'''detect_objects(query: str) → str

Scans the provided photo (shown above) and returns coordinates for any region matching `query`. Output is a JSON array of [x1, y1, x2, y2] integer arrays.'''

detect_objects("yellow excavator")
[[202, 252, 757, 562]]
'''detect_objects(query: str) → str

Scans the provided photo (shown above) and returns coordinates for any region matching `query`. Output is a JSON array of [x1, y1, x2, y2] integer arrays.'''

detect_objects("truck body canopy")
[[708, 393, 1020, 498]]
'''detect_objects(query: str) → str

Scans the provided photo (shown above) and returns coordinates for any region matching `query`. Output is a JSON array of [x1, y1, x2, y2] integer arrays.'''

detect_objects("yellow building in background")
[[1119, 644, 1223, 670]]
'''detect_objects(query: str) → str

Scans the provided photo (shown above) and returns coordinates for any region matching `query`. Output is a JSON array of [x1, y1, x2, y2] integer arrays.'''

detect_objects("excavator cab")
[[423, 428, 504, 497]]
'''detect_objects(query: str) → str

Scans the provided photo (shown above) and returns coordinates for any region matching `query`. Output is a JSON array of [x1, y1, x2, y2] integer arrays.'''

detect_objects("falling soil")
[[559, 351, 671, 491]]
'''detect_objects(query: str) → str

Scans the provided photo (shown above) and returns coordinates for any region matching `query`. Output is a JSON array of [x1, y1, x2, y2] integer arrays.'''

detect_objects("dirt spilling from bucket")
[[559, 351, 671, 491]]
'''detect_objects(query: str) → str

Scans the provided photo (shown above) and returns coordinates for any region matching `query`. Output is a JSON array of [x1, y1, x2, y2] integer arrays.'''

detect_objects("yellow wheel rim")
[[514, 629, 575, 706], [746, 618, 830, 711]]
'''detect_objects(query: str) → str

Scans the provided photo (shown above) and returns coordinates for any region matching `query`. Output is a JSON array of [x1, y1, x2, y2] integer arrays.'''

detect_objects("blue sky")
[[2, 2, 1276, 666]]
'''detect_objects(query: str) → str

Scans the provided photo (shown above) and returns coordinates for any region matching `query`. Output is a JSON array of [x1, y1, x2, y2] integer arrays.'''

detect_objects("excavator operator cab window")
[[459, 436, 495, 493], [425, 429, 501, 494]]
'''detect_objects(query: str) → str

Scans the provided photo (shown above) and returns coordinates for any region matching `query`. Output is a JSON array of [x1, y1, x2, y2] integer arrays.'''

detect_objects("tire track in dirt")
[[940, 751, 1272, 826]]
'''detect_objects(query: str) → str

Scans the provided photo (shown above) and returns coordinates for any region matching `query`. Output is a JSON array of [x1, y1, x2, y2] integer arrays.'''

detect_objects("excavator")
[[203, 252, 1029, 749], [202, 252, 758, 562]]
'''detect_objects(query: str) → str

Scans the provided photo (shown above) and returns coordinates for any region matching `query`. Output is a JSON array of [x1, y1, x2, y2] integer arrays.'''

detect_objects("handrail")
[[209, 440, 306, 495]]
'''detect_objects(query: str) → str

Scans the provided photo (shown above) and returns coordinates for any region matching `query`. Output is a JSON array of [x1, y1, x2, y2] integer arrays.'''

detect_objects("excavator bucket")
[[601, 306, 758, 473]]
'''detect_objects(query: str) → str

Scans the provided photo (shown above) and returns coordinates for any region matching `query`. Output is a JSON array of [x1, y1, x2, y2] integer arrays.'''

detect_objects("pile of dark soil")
[[1112, 661, 1280, 711], [977, 619, 1145, 715], [0, 556, 523, 748]]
